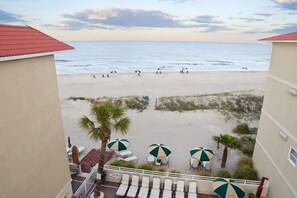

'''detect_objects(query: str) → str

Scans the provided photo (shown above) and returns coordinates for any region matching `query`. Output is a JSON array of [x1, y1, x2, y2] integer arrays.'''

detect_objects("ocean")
[[55, 41, 271, 74]]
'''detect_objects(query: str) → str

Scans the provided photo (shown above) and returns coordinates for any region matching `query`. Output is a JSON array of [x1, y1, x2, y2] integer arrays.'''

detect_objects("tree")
[[212, 134, 241, 168], [80, 101, 130, 198]]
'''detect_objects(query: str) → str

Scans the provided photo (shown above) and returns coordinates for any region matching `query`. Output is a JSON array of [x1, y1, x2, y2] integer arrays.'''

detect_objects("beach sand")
[[58, 71, 267, 175]]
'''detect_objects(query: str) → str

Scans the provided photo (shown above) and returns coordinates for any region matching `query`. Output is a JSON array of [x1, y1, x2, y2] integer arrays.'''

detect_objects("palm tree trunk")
[[94, 139, 107, 198], [221, 146, 228, 168]]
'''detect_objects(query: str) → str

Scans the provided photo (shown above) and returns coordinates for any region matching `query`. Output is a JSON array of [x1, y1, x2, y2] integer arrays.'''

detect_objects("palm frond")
[[114, 117, 131, 134], [111, 104, 124, 120], [89, 128, 103, 141], [80, 116, 95, 130]]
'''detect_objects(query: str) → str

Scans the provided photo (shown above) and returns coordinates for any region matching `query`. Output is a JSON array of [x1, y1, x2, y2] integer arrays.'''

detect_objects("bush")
[[233, 165, 258, 180], [199, 171, 211, 176], [239, 136, 256, 156], [110, 160, 126, 167], [233, 123, 251, 135], [110, 160, 136, 168], [238, 156, 254, 168], [138, 163, 154, 171], [216, 170, 232, 178], [233, 156, 258, 180], [157, 167, 166, 172], [170, 169, 181, 174]]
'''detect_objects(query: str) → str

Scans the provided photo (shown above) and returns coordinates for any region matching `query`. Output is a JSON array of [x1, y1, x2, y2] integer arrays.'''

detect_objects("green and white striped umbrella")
[[107, 138, 130, 151], [148, 144, 171, 158], [212, 178, 245, 198], [190, 147, 214, 161]]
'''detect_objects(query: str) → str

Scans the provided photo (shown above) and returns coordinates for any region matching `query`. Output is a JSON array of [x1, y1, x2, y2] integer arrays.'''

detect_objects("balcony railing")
[[103, 165, 268, 196]]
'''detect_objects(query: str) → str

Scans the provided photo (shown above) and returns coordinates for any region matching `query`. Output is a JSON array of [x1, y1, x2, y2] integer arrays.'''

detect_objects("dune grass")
[[67, 95, 148, 111], [155, 92, 263, 121]]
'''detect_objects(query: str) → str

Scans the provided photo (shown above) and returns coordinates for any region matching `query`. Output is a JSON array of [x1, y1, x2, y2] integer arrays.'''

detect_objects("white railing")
[[74, 167, 97, 198], [104, 165, 261, 185], [104, 165, 269, 196]]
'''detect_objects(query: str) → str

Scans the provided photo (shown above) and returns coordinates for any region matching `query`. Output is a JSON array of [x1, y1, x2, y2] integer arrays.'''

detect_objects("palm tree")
[[80, 101, 130, 198], [212, 134, 241, 168]]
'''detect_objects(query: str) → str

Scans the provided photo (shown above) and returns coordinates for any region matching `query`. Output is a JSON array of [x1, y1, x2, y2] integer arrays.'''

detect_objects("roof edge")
[[259, 31, 297, 42], [0, 50, 72, 62], [27, 25, 74, 50]]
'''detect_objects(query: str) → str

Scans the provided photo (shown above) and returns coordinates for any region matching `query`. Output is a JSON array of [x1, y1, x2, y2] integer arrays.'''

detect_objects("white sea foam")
[[55, 41, 271, 74]]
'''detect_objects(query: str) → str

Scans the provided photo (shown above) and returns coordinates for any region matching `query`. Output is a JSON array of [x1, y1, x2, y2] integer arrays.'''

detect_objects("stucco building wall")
[[0, 55, 72, 198], [253, 43, 297, 198]]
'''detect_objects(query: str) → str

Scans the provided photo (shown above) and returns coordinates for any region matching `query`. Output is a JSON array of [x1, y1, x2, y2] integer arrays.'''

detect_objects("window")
[[288, 147, 297, 167]]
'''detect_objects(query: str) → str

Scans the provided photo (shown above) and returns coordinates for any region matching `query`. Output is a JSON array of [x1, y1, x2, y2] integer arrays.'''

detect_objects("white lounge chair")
[[188, 181, 198, 198], [138, 176, 150, 198], [116, 174, 130, 197], [162, 179, 172, 198], [150, 177, 160, 198], [190, 158, 199, 169], [118, 156, 138, 163], [175, 180, 185, 198], [118, 150, 133, 158], [161, 157, 169, 165], [204, 161, 211, 171], [127, 175, 140, 197]]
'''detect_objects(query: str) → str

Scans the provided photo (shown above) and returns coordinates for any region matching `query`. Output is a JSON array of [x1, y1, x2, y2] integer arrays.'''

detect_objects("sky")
[[0, 0, 296, 42]]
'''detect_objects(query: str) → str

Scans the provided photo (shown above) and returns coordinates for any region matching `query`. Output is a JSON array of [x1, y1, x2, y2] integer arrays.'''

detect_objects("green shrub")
[[110, 160, 126, 167], [170, 169, 181, 174], [233, 156, 258, 180], [239, 136, 256, 156], [199, 171, 211, 176], [233, 165, 258, 180], [138, 163, 154, 171], [233, 123, 251, 135], [216, 170, 232, 178], [157, 167, 166, 172], [125, 162, 136, 168], [238, 156, 254, 168], [241, 142, 255, 156], [110, 160, 136, 168]]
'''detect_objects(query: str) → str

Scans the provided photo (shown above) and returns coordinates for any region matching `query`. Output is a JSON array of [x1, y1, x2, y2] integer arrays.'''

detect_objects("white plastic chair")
[[116, 174, 130, 196], [190, 158, 199, 169], [204, 161, 211, 171], [175, 180, 185, 198], [188, 181, 198, 198], [162, 179, 172, 198], [150, 177, 160, 198], [127, 175, 140, 197], [137, 176, 150, 198], [161, 157, 169, 165], [118, 156, 138, 163]]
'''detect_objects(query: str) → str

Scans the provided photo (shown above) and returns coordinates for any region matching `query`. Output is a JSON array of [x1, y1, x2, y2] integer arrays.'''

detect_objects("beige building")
[[0, 24, 74, 198], [253, 32, 297, 198]]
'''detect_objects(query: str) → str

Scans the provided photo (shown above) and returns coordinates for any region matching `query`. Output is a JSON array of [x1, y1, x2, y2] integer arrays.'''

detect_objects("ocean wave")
[[68, 64, 92, 67], [173, 63, 203, 66], [55, 59, 72, 62]]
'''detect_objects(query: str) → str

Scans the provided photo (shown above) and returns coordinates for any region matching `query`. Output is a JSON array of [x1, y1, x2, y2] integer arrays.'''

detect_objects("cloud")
[[274, 0, 297, 10], [239, 17, 265, 22], [193, 15, 221, 24], [51, 9, 233, 33], [271, 23, 297, 33], [60, 8, 189, 30], [0, 10, 25, 23], [198, 24, 234, 32], [192, 15, 233, 32], [255, 13, 275, 17]]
